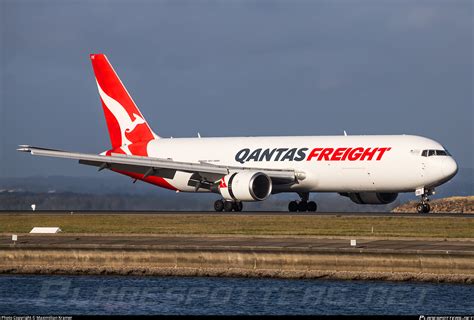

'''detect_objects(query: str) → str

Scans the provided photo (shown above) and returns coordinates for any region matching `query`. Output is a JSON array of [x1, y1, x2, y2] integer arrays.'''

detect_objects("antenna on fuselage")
[[344, 130, 348, 136], [197, 132, 201, 138]]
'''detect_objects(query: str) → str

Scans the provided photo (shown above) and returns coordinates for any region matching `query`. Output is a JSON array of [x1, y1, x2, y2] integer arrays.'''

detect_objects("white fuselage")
[[143, 134, 458, 194]]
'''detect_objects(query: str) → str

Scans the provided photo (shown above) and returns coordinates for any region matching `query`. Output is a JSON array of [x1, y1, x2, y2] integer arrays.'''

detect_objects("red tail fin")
[[90, 54, 158, 153]]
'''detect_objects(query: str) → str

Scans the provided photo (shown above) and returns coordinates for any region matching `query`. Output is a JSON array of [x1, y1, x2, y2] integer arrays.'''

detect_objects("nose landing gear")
[[416, 188, 433, 213], [416, 202, 430, 214], [288, 192, 317, 212]]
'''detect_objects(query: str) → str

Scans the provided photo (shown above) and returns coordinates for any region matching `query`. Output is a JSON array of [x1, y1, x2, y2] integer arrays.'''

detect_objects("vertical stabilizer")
[[90, 54, 158, 153]]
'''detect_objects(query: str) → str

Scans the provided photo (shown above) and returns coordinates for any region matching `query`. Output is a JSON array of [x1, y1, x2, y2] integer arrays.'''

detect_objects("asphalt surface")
[[2, 234, 473, 254], [0, 210, 472, 218]]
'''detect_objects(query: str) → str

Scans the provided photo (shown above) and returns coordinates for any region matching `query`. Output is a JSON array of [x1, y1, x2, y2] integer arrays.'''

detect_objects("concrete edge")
[[1, 266, 473, 284], [2, 244, 474, 256], [2, 233, 474, 242]]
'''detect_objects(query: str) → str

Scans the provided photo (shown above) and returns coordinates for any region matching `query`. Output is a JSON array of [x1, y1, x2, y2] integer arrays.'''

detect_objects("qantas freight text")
[[234, 147, 392, 164]]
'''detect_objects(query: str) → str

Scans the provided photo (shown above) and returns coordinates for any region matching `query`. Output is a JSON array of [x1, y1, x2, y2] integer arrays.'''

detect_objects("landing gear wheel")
[[423, 203, 430, 213], [297, 201, 308, 212], [416, 203, 431, 213], [307, 201, 317, 212], [223, 201, 234, 212], [288, 201, 298, 212], [416, 203, 424, 213], [233, 202, 243, 212], [288, 192, 317, 212], [214, 200, 224, 212], [416, 188, 433, 214]]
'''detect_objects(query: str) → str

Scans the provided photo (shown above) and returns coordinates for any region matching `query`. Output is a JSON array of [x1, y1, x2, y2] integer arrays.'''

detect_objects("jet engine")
[[342, 192, 398, 205], [218, 171, 272, 201]]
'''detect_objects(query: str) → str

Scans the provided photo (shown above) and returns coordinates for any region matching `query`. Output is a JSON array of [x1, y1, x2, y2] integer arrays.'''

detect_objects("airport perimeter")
[[1, 212, 473, 283]]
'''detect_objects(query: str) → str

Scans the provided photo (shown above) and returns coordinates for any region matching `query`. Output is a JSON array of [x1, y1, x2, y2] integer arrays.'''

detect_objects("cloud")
[[1, 1, 472, 177], [402, 6, 438, 29]]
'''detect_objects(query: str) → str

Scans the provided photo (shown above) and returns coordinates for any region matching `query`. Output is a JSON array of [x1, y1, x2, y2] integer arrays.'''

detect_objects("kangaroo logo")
[[96, 81, 146, 154]]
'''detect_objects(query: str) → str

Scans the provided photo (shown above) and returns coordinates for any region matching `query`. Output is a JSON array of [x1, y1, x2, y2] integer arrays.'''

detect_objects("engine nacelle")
[[343, 192, 398, 205], [218, 171, 272, 201]]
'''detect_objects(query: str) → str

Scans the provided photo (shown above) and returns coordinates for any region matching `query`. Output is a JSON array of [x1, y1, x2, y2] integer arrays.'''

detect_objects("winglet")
[[17, 145, 32, 152]]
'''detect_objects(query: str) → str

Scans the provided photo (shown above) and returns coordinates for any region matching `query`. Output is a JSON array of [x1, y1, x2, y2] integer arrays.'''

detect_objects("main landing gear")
[[416, 189, 432, 214], [214, 199, 243, 212], [288, 192, 317, 212]]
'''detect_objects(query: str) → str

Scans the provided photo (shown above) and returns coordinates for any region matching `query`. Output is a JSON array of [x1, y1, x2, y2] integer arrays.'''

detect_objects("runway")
[[2, 234, 473, 254], [1, 210, 472, 218]]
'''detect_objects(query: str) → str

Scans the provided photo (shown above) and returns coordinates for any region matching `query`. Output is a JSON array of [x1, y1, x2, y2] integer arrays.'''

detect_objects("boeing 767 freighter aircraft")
[[18, 54, 458, 213]]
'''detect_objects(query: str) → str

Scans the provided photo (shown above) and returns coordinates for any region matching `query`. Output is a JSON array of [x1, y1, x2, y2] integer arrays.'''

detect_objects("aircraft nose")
[[442, 157, 458, 180]]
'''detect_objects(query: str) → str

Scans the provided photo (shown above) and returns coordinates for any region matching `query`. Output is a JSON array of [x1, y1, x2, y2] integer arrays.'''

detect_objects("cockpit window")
[[421, 149, 450, 157]]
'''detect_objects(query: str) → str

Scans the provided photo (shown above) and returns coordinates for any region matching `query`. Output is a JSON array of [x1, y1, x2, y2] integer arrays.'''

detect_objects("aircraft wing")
[[17, 145, 303, 187]]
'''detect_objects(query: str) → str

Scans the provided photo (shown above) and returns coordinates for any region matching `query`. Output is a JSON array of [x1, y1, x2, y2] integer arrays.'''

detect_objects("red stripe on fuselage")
[[105, 141, 177, 191], [113, 169, 177, 191]]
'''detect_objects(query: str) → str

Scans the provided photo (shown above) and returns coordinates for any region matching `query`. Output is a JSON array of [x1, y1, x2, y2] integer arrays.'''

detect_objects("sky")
[[0, 0, 472, 178]]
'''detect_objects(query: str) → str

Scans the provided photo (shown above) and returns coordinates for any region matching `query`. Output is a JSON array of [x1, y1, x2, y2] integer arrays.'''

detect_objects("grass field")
[[0, 214, 473, 238]]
